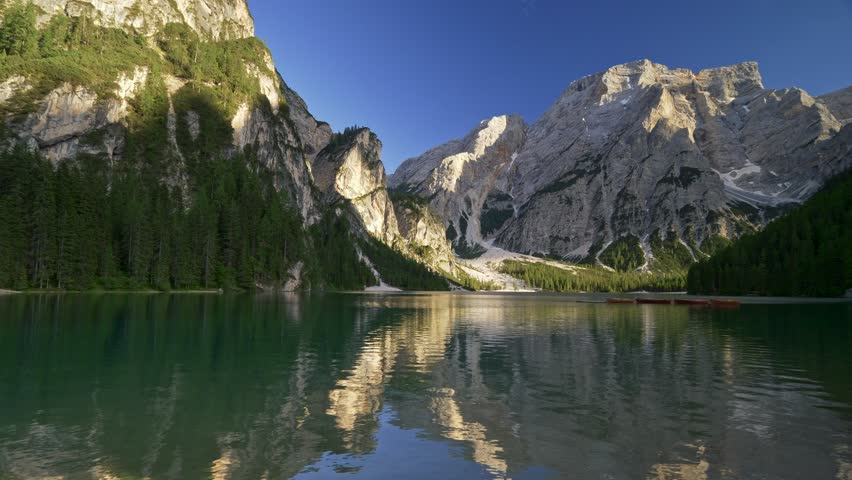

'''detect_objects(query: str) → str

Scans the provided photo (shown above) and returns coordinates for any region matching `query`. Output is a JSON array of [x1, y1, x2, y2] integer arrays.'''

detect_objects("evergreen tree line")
[[499, 260, 686, 293], [688, 169, 852, 297], [596, 235, 645, 272], [307, 212, 376, 291], [359, 238, 449, 291], [0, 146, 306, 290]]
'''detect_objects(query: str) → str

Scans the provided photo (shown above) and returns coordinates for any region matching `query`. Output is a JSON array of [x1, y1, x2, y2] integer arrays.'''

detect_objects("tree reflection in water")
[[0, 293, 849, 479]]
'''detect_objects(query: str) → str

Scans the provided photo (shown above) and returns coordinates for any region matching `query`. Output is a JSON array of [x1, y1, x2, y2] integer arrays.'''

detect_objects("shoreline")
[[7, 289, 223, 295], [2, 289, 849, 304]]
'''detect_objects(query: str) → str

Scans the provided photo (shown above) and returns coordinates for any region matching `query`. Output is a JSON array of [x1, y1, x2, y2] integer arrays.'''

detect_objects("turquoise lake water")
[[0, 293, 850, 479]]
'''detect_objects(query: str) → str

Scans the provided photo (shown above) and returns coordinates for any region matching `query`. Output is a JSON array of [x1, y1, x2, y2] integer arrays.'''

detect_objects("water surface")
[[0, 293, 850, 479]]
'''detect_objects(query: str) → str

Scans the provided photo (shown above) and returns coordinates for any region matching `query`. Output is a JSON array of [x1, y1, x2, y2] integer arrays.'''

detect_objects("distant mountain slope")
[[687, 169, 852, 297], [391, 60, 852, 272]]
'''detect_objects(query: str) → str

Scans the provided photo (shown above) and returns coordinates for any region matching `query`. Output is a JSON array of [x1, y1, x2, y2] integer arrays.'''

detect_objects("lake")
[[0, 293, 850, 479]]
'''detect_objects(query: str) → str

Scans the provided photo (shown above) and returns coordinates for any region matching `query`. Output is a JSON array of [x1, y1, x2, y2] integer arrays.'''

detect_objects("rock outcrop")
[[312, 129, 400, 246], [312, 128, 459, 276], [821, 86, 852, 125], [2, 2, 326, 223], [390, 114, 527, 253], [28, 0, 254, 39], [393, 198, 457, 275], [392, 60, 852, 266], [12, 67, 149, 162]]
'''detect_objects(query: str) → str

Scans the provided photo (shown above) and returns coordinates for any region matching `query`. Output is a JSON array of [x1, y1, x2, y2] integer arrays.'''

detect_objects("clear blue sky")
[[248, 0, 852, 173]]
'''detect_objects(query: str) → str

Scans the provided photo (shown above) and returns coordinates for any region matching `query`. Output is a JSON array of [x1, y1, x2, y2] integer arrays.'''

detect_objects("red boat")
[[673, 299, 711, 306], [607, 298, 636, 304], [636, 298, 672, 305]]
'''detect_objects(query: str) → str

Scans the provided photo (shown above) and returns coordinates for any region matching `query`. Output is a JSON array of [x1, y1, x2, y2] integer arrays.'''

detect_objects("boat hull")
[[636, 299, 673, 305]]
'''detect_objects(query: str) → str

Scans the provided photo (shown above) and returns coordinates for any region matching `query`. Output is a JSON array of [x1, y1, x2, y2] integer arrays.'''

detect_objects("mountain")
[[2, 1, 850, 292], [687, 168, 851, 297], [0, 0, 455, 291], [392, 60, 852, 272]]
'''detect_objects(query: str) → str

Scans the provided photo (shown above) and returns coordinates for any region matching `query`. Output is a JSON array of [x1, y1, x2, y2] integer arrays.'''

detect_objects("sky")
[[248, 0, 852, 173]]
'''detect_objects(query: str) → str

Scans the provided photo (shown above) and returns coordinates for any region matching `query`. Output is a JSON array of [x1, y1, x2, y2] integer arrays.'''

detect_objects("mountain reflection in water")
[[0, 293, 850, 479]]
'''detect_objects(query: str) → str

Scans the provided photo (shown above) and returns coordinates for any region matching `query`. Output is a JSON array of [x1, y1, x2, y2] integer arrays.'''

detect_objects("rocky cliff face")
[[392, 198, 457, 275], [392, 60, 852, 267], [821, 86, 852, 125], [1, 0, 325, 223], [312, 129, 458, 276], [312, 129, 400, 246], [390, 115, 527, 254], [28, 0, 254, 39]]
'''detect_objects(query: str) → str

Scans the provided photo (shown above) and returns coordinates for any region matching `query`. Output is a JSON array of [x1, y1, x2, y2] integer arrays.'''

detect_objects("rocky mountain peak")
[[696, 61, 764, 100], [392, 59, 851, 271], [27, 0, 254, 39], [313, 128, 386, 202], [391, 114, 527, 253]]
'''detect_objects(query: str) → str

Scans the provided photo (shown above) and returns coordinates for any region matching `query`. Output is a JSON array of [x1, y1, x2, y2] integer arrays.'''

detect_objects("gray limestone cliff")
[[390, 114, 527, 254], [27, 0, 254, 39], [391, 60, 852, 267], [312, 128, 459, 276], [1, 0, 326, 223]]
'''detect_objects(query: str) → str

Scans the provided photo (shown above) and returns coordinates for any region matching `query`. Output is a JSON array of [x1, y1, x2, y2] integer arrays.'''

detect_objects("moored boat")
[[673, 299, 711, 306], [607, 298, 636, 304], [636, 298, 672, 305]]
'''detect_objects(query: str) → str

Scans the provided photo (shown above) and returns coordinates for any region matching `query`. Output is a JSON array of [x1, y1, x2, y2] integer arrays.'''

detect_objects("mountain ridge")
[[391, 59, 851, 272]]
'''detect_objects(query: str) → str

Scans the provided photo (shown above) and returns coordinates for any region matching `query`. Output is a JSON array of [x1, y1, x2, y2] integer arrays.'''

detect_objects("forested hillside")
[[0, 2, 452, 292], [687, 170, 852, 297], [499, 260, 685, 293], [0, 145, 313, 290]]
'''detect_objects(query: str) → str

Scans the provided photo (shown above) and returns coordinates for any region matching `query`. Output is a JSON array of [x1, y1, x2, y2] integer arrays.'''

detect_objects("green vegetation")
[[688, 170, 852, 297], [649, 230, 694, 273], [0, 5, 161, 114], [0, 0, 38, 57], [0, 4, 486, 294], [307, 212, 376, 290], [156, 22, 274, 115], [0, 145, 307, 291], [598, 235, 645, 272], [499, 260, 685, 293], [323, 125, 368, 153], [0, 7, 275, 117], [359, 238, 449, 291], [451, 270, 498, 291], [698, 235, 731, 257], [388, 189, 429, 211]]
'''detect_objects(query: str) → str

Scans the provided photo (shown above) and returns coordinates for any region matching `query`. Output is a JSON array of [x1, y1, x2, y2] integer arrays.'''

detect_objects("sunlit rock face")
[[391, 114, 527, 252], [393, 200, 458, 276], [12, 67, 148, 162], [1, 1, 328, 224], [311, 128, 459, 276], [28, 0, 255, 40], [391, 60, 852, 260], [312, 129, 401, 246]]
